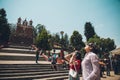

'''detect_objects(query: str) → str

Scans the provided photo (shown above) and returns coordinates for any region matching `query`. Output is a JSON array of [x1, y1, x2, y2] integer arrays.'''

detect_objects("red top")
[[70, 60, 81, 72]]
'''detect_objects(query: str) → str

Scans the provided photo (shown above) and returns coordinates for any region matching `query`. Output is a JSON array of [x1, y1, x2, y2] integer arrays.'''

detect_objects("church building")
[[10, 17, 34, 46]]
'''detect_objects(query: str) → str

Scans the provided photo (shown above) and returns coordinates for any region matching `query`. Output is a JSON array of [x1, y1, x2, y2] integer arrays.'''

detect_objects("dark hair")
[[75, 52, 81, 60], [74, 46, 81, 51], [88, 43, 98, 53], [53, 49, 56, 53], [88, 43, 95, 48]]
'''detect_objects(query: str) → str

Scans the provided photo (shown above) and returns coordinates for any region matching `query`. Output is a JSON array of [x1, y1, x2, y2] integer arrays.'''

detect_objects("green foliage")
[[48, 33, 61, 49], [63, 33, 69, 48], [53, 33, 61, 43], [35, 24, 45, 35], [80, 47, 86, 58], [0, 8, 11, 45], [84, 22, 116, 58], [9, 23, 16, 33], [88, 35, 101, 55], [35, 25, 51, 50], [70, 30, 85, 50], [59, 33, 69, 49], [84, 22, 96, 41], [88, 35, 101, 46], [49, 33, 69, 50], [88, 35, 116, 58], [100, 38, 116, 52]]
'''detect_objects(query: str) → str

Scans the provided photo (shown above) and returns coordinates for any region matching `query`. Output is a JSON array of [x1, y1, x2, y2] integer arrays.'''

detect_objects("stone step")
[[0, 67, 52, 70], [0, 68, 53, 73], [0, 47, 69, 80], [0, 61, 50, 69], [9, 45, 31, 49], [0, 64, 68, 73], [0, 70, 68, 77], [0, 72, 68, 80], [0, 61, 51, 64], [0, 64, 52, 67], [0, 55, 45, 61], [0, 64, 68, 68], [34, 75, 68, 80], [0, 66, 67, 72], [0, 63, 69, 80], [0, 48, 34, 54], [0, 52, 45, 61]]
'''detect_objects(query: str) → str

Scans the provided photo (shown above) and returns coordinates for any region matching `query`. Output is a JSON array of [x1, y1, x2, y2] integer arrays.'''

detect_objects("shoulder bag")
[[69, 63, 77, 78]]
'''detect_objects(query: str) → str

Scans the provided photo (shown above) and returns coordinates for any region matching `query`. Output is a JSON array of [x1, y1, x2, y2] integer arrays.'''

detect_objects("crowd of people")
[[31, 43, 120, 80], [31, 44, 67, 70]]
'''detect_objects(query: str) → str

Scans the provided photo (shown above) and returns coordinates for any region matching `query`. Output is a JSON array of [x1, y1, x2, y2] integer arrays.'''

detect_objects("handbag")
[[69, 63, 77, 78]]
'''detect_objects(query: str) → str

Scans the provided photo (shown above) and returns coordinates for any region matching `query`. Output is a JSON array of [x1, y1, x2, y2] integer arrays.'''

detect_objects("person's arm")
[[41, 54, 49, 61], [34, 46, 38, 51], [87, 54, 100, 80], [64, 52, 73, 62], [69, 52, 76, 64]]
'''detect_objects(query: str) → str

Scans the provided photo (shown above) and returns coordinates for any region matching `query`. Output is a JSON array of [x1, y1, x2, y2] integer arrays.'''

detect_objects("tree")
[[0, 8, 11, 45], [54, 33, 61, 44], [9, 23, 16, 33], [63, 33, 69, 49], [59, 33, 69, 50], [9, 23, 16, 43], [35, 25, 51, 51], [100, 38, 116, 52], [35, 24, 45, 35], [88, 35, 102, 57], [88, 35, 116, 58], [70, 30, 85, 50], [49, 33, 61, 48], [84, 22, 96, 41]]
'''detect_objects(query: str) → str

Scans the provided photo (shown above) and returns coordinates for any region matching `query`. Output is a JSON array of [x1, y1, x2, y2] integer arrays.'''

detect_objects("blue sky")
[[0, 0, 120, 48]]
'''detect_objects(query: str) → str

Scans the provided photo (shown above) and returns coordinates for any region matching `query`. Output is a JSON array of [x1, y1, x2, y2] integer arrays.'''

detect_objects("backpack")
[[51, 54, 57, 64]]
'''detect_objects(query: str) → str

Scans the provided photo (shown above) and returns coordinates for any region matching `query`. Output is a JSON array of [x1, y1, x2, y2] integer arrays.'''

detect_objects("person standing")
[[81, 43, 100, 80], [65, 47, 81, 80], [31, 44, 41, 64], [112, 55, 119, 75], [104, 58, 111, 76], [99, 59, 105, 77], [41, 49, 58, 70], [51, 49, 58, 70]]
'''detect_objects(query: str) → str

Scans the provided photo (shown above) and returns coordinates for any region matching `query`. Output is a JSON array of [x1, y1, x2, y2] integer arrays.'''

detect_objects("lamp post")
[[60, 31, 64, 59], [60, 31, 64, 48], [60, 31, 64, 39]]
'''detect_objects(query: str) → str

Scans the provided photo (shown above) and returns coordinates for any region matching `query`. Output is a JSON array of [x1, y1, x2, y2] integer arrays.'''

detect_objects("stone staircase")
[[0, 64, 68, 80], [0, 46, 69, 80], [0, 52, 45, 61]]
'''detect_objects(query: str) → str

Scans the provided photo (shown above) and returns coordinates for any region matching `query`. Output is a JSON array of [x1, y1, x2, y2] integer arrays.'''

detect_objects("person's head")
[[38, 47, 41, 51], [75, 52, 81, 60], [84, 43, 95, 53], [52, 49, 55, 54], [72, 51, 81, 61], [74, 46, 81, 51], [31, 44, 36, 48], [53, 49, 55, 52]]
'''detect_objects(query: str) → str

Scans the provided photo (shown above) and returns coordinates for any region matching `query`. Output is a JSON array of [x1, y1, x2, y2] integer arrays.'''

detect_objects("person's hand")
[[72, 52, 76, 57]]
